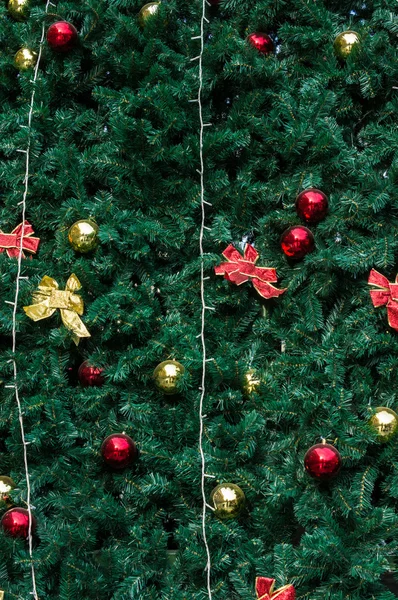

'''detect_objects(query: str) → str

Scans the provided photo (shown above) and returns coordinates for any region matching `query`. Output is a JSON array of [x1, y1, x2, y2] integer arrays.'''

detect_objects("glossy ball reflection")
[[153, 360, 185, 395], [139, 2, 160, 26], [78, 361, 105, 387], [101, 433, 137, 469], [14, 48, 37, 71], [280, 225, 315, 259], [304, 443, 341, 480], [247, 32, 274, 55], [68, 219, 99, 253], [47, 21, 78, 52], [296, 188, 328, 224], [0, 476, 15, 506], [8, 0, 29, 20], [211, 483, 245, 519], [242, 369, 260, 396], [369, 407, 398, 443], [334, 31, 360, 59], [1, 507, 36, 538]]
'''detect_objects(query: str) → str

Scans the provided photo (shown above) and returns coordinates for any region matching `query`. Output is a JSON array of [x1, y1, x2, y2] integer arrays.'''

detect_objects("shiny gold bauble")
[[369, 407, 398, 442], [0, 476, 16, 506], [139, 2, 160, 26], [153, 360, 185, 395], [8, 0, 29, 19], [334, 31, 360, 59], [14, 48, 37, 71], [68, 219, 99, 253], [211, 483, 245, 519], [242, 369, 260, 396]]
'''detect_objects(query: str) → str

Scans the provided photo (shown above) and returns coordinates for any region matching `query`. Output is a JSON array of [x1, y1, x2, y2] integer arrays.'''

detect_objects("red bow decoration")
[[0, 221, 40, 259], [368, 269, 398, 330], [256, 577, 295, 600], [215, 244, 286, 299]]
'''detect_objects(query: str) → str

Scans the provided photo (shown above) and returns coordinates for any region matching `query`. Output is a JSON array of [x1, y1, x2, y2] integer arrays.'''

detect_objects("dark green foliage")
[[0, 0, 398, 597]]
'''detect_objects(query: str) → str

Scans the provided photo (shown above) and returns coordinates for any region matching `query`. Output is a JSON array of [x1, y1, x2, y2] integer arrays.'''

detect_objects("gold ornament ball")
[[334, 31, 360, 59], [139, 2, 160, 26], [211, 483, 245, 519], [369, 407, 398, 442], [242, 369, 260, 396], [153, 360, 185, 395], [0, 476, 16, 506], [8, 0, 29, 20], [68, 219, 99, 253], [14, 48, 37, 71]]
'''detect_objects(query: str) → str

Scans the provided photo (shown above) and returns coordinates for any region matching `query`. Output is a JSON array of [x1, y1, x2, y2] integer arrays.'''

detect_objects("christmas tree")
[[1, 0, 398, 598]]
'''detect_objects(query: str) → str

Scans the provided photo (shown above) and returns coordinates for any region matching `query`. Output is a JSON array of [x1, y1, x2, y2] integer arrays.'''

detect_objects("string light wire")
[[8, 4, 51, 598], [191, 0, 213, 596]]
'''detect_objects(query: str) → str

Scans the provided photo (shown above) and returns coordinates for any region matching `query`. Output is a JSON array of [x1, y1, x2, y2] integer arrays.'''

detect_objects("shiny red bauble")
[[304, 443, 341, 480], [296, 188, 328, 224], [101, 433, 137, 469], [78, 361, 105, 387], [247, 32, 274, 55], [1, 507, 36, 538], [47, 21, 78, 52], [280, 225, 314, 259]]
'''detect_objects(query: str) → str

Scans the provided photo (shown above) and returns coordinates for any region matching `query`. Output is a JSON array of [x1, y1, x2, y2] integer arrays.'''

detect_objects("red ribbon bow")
[[215, 244, 286, 299], [368, 269, 398, 330], [256, 578, 295, 600], [0, 221, 40, 259]]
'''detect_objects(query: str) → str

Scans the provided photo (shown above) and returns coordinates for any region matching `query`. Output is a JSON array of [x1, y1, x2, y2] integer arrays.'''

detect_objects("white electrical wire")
[[7, 4, 51, 598], [191, 0, 213, 597]]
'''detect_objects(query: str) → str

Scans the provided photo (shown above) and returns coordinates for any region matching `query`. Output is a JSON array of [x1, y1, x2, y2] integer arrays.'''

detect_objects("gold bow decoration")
[[23, 274, 91, 345]]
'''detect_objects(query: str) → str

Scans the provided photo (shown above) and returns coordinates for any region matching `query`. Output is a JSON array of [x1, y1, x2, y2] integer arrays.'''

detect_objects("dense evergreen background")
[[1, 0, 398, 598]]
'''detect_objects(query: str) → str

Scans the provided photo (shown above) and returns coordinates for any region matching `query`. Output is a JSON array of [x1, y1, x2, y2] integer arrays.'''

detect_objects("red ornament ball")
[[1, 507, 36, 538], [296, 188, 328, 224], [247, 32, 274, 55], [280, 225, 314, 259], [101, 433, 137, 469], [47, 21, 78, 52], [304, 443, 341, 480], [78, 361, 105, 387]]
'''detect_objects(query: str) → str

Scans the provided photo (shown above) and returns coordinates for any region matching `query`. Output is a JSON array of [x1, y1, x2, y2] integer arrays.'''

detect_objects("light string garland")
[[190, 0, 214, 597], [5, 2, 52, 598]]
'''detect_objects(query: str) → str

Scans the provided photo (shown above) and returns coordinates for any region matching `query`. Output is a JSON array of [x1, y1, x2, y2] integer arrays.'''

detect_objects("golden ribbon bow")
[[23, 274, 91, 345]]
